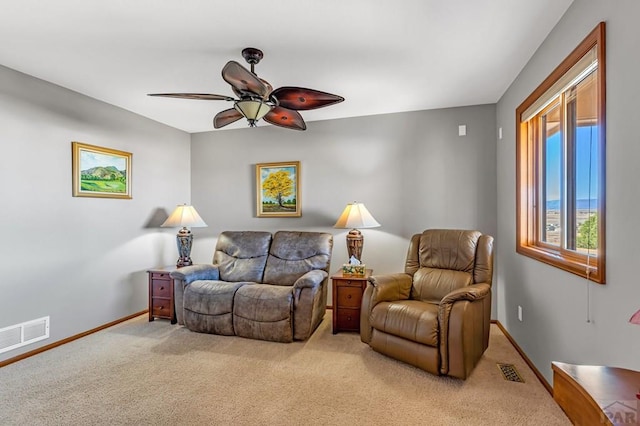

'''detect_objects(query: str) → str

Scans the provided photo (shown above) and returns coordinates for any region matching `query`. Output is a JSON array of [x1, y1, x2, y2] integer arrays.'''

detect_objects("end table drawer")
[[336, 286, 362, 308], [151, 298, 171, 317], [336, 308, 359, 330], [152, 280, 172, 298], [339, 279, 364, 287], [151, 272, 170, 280]]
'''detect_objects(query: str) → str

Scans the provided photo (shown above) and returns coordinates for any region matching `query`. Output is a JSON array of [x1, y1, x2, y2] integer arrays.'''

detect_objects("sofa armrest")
[[292, 270, 329, 340], [293, 269, 328, 290], [170, 264, 219, 326], [438, 283, 491, 376], [360, 273, 412, 343], [170, 264, 219, 284]]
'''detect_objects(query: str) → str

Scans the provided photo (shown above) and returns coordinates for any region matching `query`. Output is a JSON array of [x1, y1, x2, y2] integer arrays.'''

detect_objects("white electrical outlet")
[[518, 305, 523, 322], [499, 127, 503, 139], [458, 125, 467, 136]]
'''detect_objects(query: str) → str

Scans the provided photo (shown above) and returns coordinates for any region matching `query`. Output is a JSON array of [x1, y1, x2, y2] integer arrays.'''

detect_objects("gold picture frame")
[[72, 142, 132, 199], [256, 161, 301, 217]]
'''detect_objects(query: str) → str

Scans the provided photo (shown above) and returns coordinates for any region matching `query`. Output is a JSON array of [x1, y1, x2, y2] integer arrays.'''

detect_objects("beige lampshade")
[[161, 204, 208, 228], [333, 202, 381, 229]]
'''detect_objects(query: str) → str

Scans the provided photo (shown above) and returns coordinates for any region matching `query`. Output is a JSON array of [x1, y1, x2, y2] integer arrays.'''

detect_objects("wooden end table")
[[552, 361, 640, 425], [331, 269, 372, 334], [147, 266, 177, 324]]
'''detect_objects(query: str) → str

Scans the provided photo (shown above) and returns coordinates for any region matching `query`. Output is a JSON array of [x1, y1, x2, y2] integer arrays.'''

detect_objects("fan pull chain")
[[586, 269, 591, 323]]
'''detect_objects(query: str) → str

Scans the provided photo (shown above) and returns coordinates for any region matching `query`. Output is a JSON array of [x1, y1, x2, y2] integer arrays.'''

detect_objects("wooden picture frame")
[[72, 142, 132, 199], [256, 161, 301, 217]]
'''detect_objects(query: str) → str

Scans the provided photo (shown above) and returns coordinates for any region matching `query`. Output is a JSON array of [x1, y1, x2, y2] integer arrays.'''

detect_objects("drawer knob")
[[159, 286, 164, 291], [347, 316, 352, 321], [347, 294, 352, 299]]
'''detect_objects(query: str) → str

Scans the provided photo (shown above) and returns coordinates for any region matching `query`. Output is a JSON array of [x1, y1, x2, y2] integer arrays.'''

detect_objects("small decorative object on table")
[[342, 255, 365, 276]]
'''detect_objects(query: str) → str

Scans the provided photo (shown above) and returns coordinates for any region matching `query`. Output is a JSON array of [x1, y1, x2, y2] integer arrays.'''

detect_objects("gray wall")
[[0, 65, 190, 362], [496, 0, 640, 383], [190, 105, 497, 305]]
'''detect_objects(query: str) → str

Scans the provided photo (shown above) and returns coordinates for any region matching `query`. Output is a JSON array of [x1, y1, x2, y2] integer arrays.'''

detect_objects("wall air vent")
[[0, 316, 50, 354]]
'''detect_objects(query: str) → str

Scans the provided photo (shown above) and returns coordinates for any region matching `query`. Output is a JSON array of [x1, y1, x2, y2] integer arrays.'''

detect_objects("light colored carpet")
[[0, 314, 569, 425]]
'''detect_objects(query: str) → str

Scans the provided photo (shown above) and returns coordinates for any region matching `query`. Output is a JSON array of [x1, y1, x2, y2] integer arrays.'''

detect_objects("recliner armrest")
[[293, 269, 328, 290], [438, 283, 491, 325], [437, 282, 491, 376], [360, 273, 412, 344], [440, 282, 491, 305], [368, 273, 412, 306], [170, 264, 220, 284]]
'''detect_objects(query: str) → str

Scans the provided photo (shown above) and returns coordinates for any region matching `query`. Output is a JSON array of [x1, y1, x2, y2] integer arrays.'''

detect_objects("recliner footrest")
[[183, 280, 247, 335], [233, 284, 294, 343]]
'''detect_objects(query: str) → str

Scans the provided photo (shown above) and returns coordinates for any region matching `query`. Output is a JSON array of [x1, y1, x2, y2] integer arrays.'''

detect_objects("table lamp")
[[333, 202, 380, 261], [161, 204, 208, 267], [630, 309, 640, 325]]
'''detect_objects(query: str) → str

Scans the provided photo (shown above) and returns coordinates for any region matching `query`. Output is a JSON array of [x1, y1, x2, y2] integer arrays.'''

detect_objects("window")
[[516, 22, 606, 283]]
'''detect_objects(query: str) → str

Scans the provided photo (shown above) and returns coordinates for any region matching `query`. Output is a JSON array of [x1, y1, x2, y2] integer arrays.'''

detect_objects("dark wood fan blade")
[[264, 106, 306, 131], [271, 87, 344, 110], [231, 79, 272, 99], [213, 108, 244, 129], [222, 61, 270, 99], [147, 93, 234, 101], [260, 79, 273, 97]]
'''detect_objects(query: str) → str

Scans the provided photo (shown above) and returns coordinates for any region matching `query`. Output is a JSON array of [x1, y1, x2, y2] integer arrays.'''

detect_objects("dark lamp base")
[[175, 227, 194, 268], [176, 257, 193, 268]]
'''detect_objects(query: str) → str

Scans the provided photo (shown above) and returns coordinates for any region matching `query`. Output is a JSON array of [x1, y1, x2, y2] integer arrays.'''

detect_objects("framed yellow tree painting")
[[256, 161, 301, 217]]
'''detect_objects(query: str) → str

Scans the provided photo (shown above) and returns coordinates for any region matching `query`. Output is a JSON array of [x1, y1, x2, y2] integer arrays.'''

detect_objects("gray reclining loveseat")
[[170, 230, 333, 342]]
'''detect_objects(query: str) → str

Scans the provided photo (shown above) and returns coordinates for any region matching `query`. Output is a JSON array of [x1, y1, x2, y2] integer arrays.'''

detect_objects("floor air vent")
[[497, 363, 525, 383], [0, 316, 50, 354]]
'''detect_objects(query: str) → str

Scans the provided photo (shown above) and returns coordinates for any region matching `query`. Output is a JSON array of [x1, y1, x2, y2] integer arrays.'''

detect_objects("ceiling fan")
[[148, 48, 344, 131]]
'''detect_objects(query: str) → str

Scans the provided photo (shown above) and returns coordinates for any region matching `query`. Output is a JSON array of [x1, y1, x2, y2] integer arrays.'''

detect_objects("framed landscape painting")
[[256, 161, 301, 217], [72, 142, 132, 199]]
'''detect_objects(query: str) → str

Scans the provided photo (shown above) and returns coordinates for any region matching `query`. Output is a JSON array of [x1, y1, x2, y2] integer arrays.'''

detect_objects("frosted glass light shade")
[[333, 202, 381, 229], [234, 100, 273, 124], [161, 205, 207, 228]]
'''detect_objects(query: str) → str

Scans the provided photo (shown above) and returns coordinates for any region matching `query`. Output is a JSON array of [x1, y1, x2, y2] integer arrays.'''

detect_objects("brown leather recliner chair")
[[360, 229, 494, 379]]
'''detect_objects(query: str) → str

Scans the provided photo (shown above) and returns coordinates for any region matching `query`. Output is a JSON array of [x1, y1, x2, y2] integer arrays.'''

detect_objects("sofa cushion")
[[183, 280, 248, 335], [370, 300, 439, 346], [213, 231, 272, 283], [263, 231, 332, 285], [233, 284, 294, 342], [184, 280, 247, 315]]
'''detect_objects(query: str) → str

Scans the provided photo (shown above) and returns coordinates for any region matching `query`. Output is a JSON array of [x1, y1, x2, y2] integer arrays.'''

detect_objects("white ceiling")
[[0, 0, 573, 133]]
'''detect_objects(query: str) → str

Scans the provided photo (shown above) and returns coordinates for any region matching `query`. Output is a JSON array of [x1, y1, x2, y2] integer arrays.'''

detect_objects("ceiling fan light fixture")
[[149, 47, 343, 131], [234, 99, 274, 127]]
